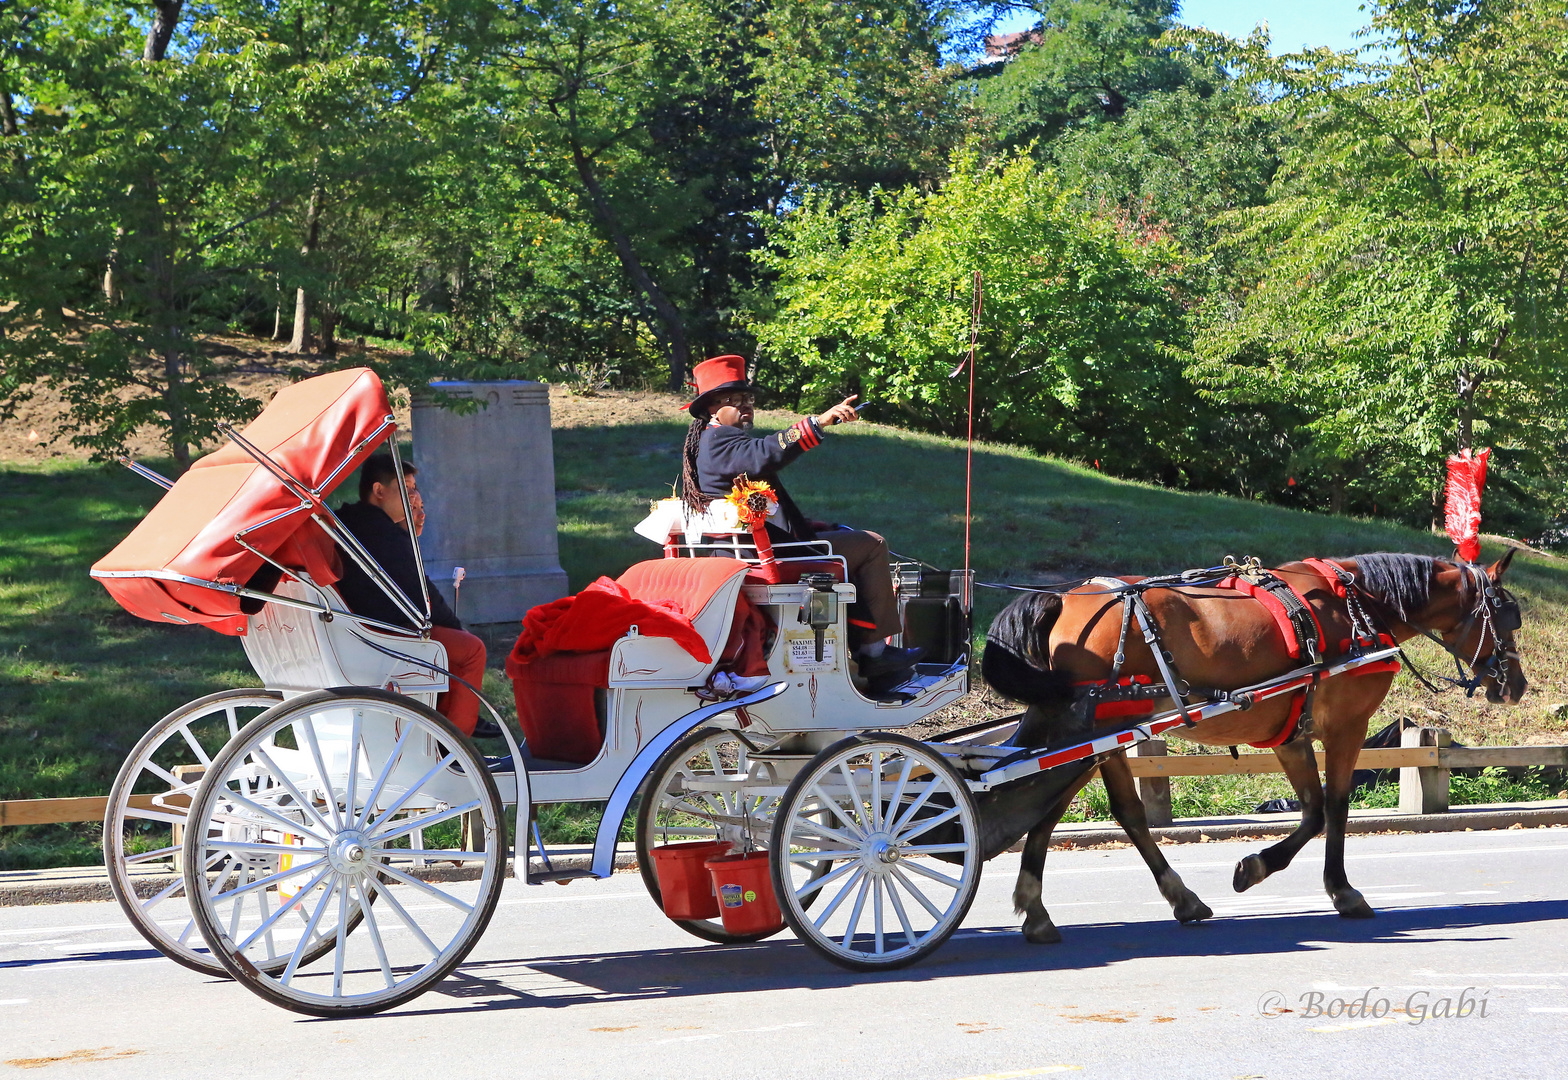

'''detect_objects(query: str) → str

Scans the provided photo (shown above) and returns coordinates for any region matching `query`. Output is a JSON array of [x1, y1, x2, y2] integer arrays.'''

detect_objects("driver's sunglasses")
[[714, 393, 755, 409]]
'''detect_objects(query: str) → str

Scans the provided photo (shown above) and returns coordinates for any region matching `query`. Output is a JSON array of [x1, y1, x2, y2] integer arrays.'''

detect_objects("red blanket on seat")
[[506, 576, 712, 673]]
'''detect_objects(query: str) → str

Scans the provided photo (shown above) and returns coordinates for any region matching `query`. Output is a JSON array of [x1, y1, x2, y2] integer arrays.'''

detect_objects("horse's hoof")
[[1233, 855, 1268, 893], [1174, 896, 1213, 924], [1334, 890, 1376, 919], [1022, 917, 1063, 945]]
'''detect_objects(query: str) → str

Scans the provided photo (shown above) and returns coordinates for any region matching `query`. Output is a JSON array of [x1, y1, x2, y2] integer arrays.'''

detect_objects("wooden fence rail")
[[3, 730, 1564, 829]]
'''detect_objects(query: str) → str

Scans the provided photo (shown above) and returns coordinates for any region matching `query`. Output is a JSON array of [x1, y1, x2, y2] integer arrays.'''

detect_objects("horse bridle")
[[1338, 562, 1521, 698]]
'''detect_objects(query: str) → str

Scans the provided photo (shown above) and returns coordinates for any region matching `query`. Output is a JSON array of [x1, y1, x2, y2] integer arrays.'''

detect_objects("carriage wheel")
[[103, 688, 308, 977], [636, 725, 832, 944], [184, 688, 507, 1017], [771, 733, 982, 972]]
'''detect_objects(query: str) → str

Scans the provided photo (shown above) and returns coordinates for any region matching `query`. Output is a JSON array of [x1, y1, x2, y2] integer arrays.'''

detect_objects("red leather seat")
[[617, 557, 749, 616]]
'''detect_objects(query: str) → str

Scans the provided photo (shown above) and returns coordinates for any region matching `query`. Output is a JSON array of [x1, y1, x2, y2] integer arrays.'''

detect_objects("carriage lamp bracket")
[[800, 573, 839, 662]]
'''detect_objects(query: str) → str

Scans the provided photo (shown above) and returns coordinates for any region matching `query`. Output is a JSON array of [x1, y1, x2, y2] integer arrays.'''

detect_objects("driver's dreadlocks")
[[680, 413, 713, 516]]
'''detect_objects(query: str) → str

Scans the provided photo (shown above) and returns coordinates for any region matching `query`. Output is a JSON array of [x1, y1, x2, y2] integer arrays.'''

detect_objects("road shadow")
[[335, 897, 1568, 1020]]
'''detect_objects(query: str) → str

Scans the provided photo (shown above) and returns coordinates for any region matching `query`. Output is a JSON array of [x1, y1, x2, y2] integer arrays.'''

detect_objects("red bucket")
[[705, 851, 783, 936], [650, 841, 731, 920]]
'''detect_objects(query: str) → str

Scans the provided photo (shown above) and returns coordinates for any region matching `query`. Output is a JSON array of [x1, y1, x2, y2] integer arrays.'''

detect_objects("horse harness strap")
[[1075, 561, 1401, 748]]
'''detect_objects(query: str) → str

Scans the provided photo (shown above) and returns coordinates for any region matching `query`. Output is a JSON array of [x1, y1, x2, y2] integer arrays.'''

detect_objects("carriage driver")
[[680, 354, 922, 685], [334, 454, 497, 740]]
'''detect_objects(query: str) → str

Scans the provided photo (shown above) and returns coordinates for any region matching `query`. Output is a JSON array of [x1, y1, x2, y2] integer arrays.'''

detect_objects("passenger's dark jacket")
[[334, 501, 460, 630], [695, 420, 825, 542]]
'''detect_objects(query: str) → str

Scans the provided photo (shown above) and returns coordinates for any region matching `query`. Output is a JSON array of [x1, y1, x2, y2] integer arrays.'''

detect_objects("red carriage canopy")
[[90, 368, 395, 635]]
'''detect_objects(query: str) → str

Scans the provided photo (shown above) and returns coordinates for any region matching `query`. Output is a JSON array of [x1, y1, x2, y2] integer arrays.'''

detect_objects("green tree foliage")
[[754, 150, 1204, 480], [0, 6, 281, 468], [1189, 0, 1568, 530], [975, 0, 1189, 141]]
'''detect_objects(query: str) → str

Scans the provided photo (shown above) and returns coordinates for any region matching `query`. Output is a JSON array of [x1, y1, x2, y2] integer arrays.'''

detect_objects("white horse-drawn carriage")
[[97, 369, 1396, 1017]]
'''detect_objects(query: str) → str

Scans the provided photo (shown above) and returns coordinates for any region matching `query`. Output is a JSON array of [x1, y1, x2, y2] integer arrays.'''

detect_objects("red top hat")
[[684, 354, 752, 414]]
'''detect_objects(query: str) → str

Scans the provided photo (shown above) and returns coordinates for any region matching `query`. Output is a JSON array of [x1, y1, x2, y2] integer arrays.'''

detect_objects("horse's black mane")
[[1342, 552, 1446, 620]]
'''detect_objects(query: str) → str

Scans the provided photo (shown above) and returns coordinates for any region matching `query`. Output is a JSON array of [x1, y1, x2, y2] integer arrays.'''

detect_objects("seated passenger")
[[334, 454, 493, 738], [678, 354, 921, 684]]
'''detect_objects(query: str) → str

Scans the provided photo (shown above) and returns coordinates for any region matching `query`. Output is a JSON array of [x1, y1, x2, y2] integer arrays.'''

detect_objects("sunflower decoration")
[[726, 475, 778, 528]]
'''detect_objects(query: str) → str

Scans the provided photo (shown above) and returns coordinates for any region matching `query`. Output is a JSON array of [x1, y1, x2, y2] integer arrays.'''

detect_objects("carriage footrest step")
[[527, 868, 599, 884]]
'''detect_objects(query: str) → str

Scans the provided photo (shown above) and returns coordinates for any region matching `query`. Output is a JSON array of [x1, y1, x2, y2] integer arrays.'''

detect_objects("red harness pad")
[[1213, 574, 1324, 660], [1073, 675, 1157, 720]]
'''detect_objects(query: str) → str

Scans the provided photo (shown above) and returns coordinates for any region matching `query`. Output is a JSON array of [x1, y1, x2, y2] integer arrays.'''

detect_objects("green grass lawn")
[[4, 400, 1566, 868]]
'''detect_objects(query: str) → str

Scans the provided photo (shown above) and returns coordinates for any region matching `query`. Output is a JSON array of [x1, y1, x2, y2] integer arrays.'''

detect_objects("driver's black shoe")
[[471, 717, 504, 740]]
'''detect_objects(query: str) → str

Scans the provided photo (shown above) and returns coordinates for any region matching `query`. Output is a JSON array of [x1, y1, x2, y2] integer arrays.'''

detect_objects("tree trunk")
[[143, 1, 183, 63], [286, 185, 324, 354], [161, 341, 191, 472], [1329, 475, 1345, 516], [1456, 369, 1477, 453], [0, 85, 23, 180], [318, 303, 337, 358], [568, 141, 691, 389]]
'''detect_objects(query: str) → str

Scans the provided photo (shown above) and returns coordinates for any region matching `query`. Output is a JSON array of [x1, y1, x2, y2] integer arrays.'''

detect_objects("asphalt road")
[[3, 829, 1566, 1079]]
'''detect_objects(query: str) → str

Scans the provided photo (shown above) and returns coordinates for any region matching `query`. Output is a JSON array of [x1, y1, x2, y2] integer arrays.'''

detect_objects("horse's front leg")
[[1013, 770, 1098, 944], [1320, 724, 1375, 918], [1100, 754, 1211, 923], [1233, 736, 1326, 892]]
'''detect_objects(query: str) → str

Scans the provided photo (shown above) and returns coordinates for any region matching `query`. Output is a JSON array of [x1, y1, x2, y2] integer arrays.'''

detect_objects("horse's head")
[[1438, 548, 1527, 705]]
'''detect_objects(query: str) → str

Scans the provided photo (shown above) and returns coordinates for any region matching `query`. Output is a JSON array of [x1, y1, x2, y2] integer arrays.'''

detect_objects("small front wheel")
[[771, 733, 981, 971]]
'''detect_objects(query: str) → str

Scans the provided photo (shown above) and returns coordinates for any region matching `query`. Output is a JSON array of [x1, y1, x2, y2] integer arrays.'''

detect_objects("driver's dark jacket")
[[694, 419, 825, 541], [334, 501, 460, 631]]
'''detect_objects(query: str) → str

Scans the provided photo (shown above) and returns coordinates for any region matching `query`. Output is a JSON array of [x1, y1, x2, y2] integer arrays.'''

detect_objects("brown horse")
[[983, 551, 1527, 944]]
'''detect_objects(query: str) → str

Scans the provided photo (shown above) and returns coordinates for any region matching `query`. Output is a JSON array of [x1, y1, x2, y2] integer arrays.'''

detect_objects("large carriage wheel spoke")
[[215, 784, 330, 843], [794, 856, 860, 902], [869, 752, 884, 831], [896, 805, 961, 844], [366, 752, 459, 833], [344, 711, 363, 823], [332, 882, 351, 996], [297, 718, 344, 832], [812, 866, 866, 929], [873, 876, 885, 954], [177, 724, 213, 769], [884, 873, 920, 945], [124, 844, 182, 865], [281, 877, 341, 987], [356, 881, 395, 990], [371, 800, 480, 845], [897, 858, 963, 892], [809, 784, 864, 838], [355, 725, 413, 829], [249, 746, 335, 837], [372, 862, 476, 914], [840, 874, 871, 948], [234, 863, 334, 952], [837, 763, 869, 833], [890, 865, 948, 921], [365, 876, 441, 959]]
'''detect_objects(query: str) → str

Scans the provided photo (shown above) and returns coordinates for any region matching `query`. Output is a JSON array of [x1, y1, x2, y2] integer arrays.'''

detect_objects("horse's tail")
[[982, 591, 1076, 707]]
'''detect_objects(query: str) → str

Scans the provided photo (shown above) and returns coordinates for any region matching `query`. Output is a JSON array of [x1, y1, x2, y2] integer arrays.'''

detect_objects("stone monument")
[[412, 380, 569, 625]]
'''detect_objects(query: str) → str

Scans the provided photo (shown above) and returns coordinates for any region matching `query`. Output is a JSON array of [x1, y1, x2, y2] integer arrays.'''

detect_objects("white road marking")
[[0, 1000, 29, 1006]]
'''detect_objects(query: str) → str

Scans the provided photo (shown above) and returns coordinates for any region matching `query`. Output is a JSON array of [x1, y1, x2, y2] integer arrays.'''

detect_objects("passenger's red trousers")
[[430, 625, 486, 737]]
